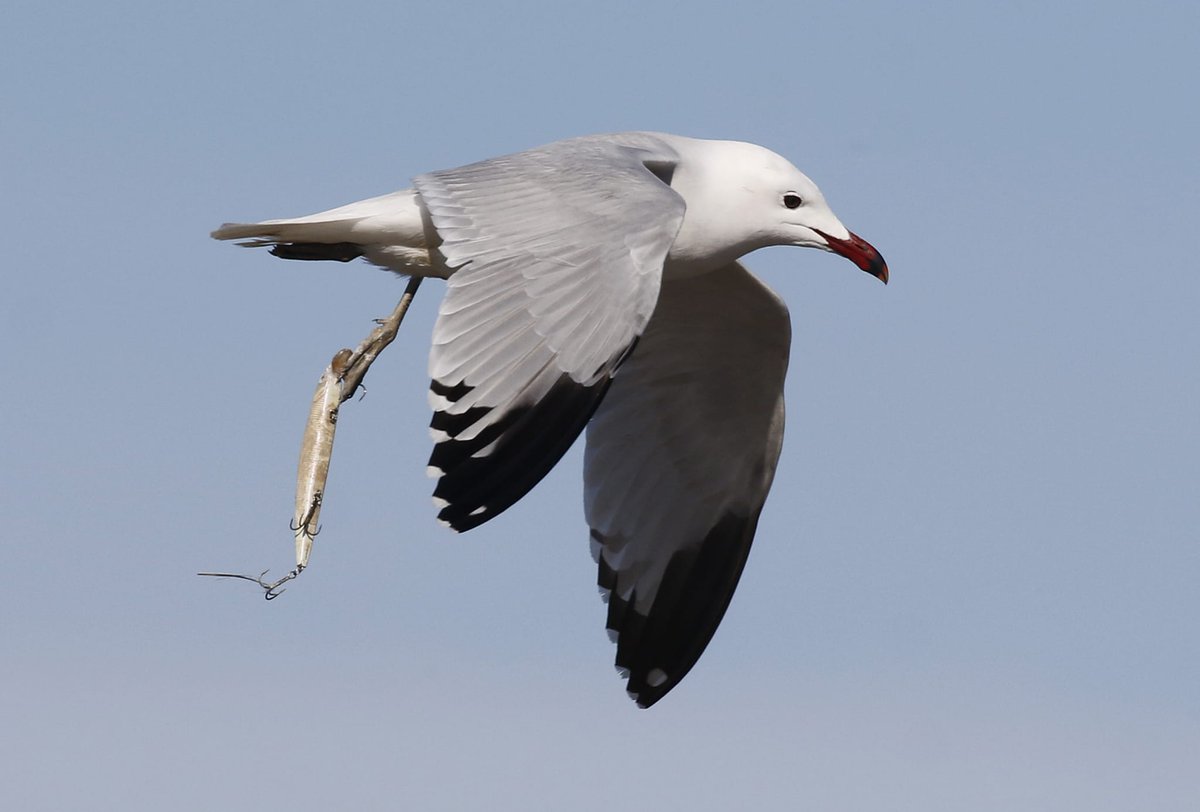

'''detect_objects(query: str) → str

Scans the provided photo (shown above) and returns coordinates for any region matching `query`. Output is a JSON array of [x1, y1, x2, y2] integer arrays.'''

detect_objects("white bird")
[[212, 132, 887, 707]]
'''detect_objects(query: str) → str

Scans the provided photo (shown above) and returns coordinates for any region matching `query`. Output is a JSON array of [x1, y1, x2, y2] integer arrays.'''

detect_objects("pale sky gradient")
[[3, 1, 1198, 809]]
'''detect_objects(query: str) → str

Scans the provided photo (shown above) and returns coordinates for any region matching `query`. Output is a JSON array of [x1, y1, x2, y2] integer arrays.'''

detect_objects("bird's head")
[[767, 167, 888, 284], [672, 139, 888, 284]]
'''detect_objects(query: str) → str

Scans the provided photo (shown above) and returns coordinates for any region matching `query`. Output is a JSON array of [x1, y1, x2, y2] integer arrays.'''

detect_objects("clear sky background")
[[3, 1, 1197, 809]]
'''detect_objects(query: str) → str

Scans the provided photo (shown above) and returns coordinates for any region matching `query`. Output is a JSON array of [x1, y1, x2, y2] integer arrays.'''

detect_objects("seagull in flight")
[[213, 132, 888, 707]]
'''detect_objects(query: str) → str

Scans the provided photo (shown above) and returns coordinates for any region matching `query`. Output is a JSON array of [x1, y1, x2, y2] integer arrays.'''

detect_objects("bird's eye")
[[783, 193, 803, 209]]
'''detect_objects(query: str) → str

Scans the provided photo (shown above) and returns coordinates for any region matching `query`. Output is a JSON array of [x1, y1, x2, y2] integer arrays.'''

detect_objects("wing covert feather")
[[415, 135, 687, 531]]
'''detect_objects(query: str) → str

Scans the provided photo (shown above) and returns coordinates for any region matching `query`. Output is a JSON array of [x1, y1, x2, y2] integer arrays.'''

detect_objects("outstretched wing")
[[414, 135, 686, 531], [583, 263, 792, 707]]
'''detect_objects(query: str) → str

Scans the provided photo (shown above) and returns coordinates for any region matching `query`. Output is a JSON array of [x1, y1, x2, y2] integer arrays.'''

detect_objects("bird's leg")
[[336, 275, 424, 397]]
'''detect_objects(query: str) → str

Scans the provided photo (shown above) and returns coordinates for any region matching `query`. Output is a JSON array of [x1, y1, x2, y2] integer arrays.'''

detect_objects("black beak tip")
[[871, 256, 889, 285]]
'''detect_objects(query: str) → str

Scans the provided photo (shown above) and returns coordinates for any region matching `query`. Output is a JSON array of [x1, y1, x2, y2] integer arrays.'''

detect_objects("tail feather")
[[210, 188, 426, 248], [210, 219, 371, 244], [210, 188, 435, 273]]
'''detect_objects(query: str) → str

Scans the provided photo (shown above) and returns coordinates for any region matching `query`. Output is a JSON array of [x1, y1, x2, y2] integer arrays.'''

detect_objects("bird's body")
[[213, 132, 886, 707]]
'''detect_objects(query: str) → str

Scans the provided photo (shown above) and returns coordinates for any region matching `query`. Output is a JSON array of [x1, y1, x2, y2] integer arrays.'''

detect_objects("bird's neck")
[[663, 246, 751, 279]]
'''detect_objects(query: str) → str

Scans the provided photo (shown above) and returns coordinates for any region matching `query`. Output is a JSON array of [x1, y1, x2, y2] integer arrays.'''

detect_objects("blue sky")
[[2, 1, 1197, 809]]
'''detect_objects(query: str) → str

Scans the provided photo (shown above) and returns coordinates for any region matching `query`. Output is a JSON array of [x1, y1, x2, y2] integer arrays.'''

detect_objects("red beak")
[[815, 229, 889, 284]]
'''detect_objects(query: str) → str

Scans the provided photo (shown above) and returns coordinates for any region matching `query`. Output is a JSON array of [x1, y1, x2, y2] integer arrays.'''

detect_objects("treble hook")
[[289, 518, 323, 537], [197, 566, 304, 600], [260, 567, 302, 599], [289, 493, 323, 537]]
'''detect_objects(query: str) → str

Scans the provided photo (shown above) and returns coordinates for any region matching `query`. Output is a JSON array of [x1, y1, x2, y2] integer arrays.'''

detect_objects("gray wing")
[[414, 135, 686, 531], [583, 263, 791, 707]]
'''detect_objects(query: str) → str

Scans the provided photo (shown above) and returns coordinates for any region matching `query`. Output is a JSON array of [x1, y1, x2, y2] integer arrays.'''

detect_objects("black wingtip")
[[601, 510, 761, 708], [430, 373, 615, 532]]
